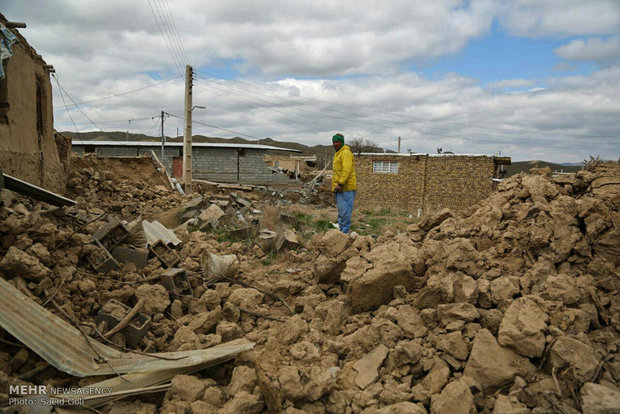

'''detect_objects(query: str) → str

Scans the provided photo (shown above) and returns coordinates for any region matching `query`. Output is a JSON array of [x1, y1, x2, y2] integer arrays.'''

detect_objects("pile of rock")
[[67, 157, 183, 219], [1, 161, 619, 413], [211, 163, 618, 413]]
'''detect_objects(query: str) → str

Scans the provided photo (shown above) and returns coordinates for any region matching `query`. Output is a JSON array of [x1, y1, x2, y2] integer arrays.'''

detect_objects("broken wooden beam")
[[1, 172, 76, 207]]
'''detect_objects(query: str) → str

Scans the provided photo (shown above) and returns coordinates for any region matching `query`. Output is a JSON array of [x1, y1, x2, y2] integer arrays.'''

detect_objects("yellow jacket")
[[332, 145, 356, 191]]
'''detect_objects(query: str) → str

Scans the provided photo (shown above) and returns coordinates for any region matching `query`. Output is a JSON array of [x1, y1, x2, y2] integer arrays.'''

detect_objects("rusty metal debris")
[[0, 276, 254, 377]]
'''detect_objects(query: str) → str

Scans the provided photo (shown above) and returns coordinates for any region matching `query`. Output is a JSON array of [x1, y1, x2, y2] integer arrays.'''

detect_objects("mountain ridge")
[[61, 131, 586, 176]]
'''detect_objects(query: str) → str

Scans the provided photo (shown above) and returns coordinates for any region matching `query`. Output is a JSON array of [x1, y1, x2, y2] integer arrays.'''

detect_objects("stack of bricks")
[[355, 154, 500, 214]]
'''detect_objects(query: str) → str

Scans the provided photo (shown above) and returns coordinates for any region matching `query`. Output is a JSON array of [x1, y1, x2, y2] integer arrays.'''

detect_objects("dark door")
[[172, 157, 183, 178]]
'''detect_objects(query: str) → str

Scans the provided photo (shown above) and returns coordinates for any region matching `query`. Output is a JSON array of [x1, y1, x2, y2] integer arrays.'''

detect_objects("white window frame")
[[373, 161, 399, 173]]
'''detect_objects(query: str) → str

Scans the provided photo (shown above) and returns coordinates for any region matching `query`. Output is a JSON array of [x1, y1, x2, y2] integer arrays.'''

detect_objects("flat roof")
[[358, 152, 506, 158], [71, 140, 300, 152]]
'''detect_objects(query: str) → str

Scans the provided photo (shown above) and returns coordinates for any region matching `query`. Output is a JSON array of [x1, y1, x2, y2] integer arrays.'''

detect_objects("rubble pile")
[[67, 154, 184, 218], [245, 163, 618, 414], [0, 160, 618, 413]]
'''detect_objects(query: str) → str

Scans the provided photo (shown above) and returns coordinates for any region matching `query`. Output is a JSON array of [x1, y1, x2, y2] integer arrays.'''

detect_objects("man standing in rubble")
[[331, 133, 356, 234]]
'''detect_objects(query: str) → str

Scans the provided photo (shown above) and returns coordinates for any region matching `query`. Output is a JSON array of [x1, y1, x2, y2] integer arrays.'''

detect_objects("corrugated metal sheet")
[[0, 277, 253, 377], [142, 220, 182, 246], [53, 338, 251, 407], [72, 140, 300, 152]]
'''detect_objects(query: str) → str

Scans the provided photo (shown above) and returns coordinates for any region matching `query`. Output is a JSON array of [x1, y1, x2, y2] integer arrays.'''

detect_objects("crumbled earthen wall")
[[0, 160, 619, 413], [356, 154, 498, 213], [0, 14, 66, 193]]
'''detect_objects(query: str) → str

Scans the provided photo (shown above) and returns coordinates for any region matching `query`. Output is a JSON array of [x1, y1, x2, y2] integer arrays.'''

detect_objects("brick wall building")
[[71, 141, 299, 184], [355, 153, 510, 213]]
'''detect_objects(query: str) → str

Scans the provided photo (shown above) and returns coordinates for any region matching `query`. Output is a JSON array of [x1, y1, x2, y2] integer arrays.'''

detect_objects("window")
[[373, 161, 398, 173]]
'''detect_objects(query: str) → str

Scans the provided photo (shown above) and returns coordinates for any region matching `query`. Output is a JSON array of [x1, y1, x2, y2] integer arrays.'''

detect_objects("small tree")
[[349, 137, 380, 154], [582, 155, 602, 171]]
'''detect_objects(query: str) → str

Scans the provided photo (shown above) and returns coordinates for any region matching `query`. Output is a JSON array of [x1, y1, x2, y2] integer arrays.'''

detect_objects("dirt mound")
[[244, 163, 619, 413], [0, 160, 618, 413], [67, 154, 183, 219]]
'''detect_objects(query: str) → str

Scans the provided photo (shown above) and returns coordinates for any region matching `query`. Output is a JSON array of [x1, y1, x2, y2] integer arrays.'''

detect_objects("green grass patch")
[[311, 218, 332, 233], [261, 252, 276, 266], [360, 207, 392, 217], [292, 211, 314, 226], [353, 217, 395, 235], [215, 230, 233, 243]]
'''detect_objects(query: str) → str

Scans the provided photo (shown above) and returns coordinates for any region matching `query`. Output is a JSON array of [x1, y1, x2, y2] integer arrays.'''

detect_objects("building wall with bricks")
[[356, 154, 501, 213], [72, 144, 292, 184]]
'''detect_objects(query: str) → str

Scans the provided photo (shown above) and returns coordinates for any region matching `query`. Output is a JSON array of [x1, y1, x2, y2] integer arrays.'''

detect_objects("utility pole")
[[398, 136, 401, 153], [183, 65, 193, 194], [160, 110, 165, 161]]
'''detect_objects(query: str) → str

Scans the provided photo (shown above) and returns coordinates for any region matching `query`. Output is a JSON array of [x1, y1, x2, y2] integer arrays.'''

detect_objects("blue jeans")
[[335, 190, 355, 234]]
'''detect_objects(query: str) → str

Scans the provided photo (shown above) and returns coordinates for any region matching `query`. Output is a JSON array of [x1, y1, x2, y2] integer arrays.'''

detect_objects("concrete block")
[[160, 268, 193, 301], [87, 241, 119, 273], [149, 240, 181, 268], [111, 246, 148, 269]]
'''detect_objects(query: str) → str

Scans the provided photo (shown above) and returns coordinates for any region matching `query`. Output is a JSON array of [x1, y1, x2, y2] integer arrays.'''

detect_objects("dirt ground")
[[0, 155, 619, 413]]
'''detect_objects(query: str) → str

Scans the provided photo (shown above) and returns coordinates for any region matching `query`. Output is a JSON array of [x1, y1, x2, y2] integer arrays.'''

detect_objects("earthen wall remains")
[[0, 14, 67, 193]]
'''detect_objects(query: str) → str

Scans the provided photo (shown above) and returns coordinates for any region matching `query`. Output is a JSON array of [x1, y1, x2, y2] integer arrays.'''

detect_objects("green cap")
[[332, 133, 344, 143]]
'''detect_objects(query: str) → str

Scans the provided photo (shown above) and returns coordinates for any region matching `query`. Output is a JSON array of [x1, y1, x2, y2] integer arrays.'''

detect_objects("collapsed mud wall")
[[0, 158, 618, 413]]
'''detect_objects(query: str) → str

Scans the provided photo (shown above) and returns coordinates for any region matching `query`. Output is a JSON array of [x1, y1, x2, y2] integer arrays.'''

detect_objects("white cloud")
[[4, 0, 499, 79], [486, 78, 536, 90], [52, 67, 620, 163], [2, 0, 619, 163], [555, 36, 620, 64], [497, 0, 620, 38]]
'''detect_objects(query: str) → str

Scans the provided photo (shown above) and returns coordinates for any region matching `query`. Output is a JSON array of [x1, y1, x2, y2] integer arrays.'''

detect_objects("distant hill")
[[504, 160, 582, 177], [61, 130, 340, 168], [61, 131, 586, 174]]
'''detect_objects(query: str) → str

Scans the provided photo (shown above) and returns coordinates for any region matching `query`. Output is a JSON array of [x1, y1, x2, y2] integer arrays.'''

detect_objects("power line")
[[194, 69, 616, 140], [153, 0, 186, 67], [53, 74, 103, 131], [143, 118, 161, 135], [68, 76, 183, 106], [166, 112, 262, 140], [193, 73, 527, 142], [53, 116, 155, 126], [53, 74, 85, 145], [193, 78, 617, 150], [148, 0, 183, 74], [194, 82, 335, 131], [159, 0, 190, 64], [193, 79, 517, 144]]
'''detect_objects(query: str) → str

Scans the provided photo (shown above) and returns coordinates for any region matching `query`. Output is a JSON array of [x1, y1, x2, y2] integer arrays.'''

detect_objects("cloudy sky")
[[3, 0, 620, 162]]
